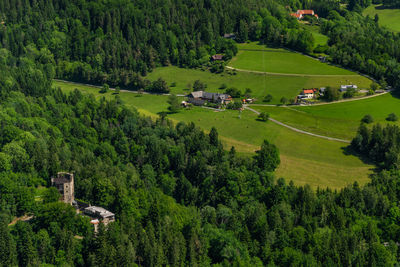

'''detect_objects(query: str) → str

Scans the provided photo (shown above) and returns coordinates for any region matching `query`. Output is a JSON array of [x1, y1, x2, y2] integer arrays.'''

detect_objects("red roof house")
[[290, 10, 318, 20]]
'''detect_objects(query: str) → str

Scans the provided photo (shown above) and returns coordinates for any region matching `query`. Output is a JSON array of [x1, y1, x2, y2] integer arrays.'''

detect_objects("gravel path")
[[53, 79, 186, 96], [225, 66, 359, 77], [244, 105, 351, 143]]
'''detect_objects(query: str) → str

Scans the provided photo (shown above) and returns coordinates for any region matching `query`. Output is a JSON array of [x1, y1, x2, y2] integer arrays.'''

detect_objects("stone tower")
[[51, 172, 74, 205]]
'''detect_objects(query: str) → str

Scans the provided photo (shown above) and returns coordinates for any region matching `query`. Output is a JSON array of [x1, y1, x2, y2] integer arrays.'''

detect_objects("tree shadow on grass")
[[389, 90, 400, 99], [341, 145, 380, 173]]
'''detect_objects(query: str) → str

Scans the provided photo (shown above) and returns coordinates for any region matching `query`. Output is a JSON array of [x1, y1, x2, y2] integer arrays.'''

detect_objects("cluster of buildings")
[[290, 10, 319, 20], [51, 172, 115, 232], [297, 84, 358, 101], [340, 84, 358, 92], [185, 91, 232, 107]]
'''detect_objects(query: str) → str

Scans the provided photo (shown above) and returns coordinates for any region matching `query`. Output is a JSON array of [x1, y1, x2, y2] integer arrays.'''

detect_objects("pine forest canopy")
[[2, 0, 400, 266]]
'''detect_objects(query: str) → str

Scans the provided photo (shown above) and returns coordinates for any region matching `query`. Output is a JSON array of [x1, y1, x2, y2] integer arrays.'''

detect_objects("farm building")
[[84, 206, 115, 225], [211, 54, 224, 61], [340, 85, 358, 92], [84, 206, 115, 232], [300, 89, 316, 99], [187, 91, 232, 106], [290, 10, 318, 20]]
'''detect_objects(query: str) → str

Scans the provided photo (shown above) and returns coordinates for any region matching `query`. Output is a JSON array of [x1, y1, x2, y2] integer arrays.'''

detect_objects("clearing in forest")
[[146, 66, 371, 105], [253, 92, 400, 140], [56, 80, 373, 190], [363, 5, 400, 32], [229, 43, 354, 75]]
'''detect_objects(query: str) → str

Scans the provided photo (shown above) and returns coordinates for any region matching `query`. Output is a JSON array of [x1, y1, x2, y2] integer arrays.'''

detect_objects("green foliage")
[[361, 114, 374, 123], [254, 140, 280, 172], [226, 101, 243, 110], [193, 80, 207, 91], [148, 78, 170, 93], [257, 112, 270, 122], [100, 83, 109, 94], [263, 94, 273, 102], [323, 86, 340, 102], [167, 94, 181, 113], [3, 2, 400, 266], [42, 188, 61, 204], [387, 113, 398, 121], [225, 87, 242, 98], [343, 87, 356, 98]]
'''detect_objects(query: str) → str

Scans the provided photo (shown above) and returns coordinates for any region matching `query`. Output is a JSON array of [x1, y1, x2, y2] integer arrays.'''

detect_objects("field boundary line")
[[244, 105, 351, 143], [225, 66, 359, 77], [251, 90, 390, 107], [53, 79, 186, 96]]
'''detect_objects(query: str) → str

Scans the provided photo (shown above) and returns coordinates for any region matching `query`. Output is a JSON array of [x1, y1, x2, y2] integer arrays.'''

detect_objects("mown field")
[[229, 43, 354, 75], [300, 25, 329, 47], [56, 80, 373, 189], [146, 66, 372, 104], [253, 92, 400, 140], [364, 5, 400, 32]]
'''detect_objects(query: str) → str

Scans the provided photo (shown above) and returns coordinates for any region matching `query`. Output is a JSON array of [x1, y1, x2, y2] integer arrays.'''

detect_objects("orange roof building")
[[290, 10, 319, 20]]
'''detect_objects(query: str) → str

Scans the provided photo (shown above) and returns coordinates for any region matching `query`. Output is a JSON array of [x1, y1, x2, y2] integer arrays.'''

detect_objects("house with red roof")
[[290, 10, 318, 20], [300, 89, 316, 99]]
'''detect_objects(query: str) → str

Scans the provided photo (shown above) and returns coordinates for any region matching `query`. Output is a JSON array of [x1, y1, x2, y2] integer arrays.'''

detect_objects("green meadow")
[[229, 43, 354, 75], [55, 80, 373, 189], [364, 5, 400, 32], [146, 66, 372, 104], [301, 25, 329, 47], [254, 92, 400, 140]]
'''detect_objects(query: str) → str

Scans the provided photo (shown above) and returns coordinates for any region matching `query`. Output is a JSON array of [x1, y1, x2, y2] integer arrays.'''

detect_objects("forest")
[[1, 0, 400, 266], [0, 29, 399, 267]]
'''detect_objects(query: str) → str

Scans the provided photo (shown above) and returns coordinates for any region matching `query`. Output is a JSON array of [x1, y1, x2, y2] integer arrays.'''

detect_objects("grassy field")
[[301, 25, 329, 47], [364, 5, 400, 32], [229, 43, 354, 75], [55, 80, 373, 189], [253, 92, 400, 140], [146, 66, 372, 105]]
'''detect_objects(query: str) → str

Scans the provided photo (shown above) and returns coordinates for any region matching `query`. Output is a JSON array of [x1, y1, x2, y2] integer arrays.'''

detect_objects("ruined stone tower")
[[51, 172, 74, 205]]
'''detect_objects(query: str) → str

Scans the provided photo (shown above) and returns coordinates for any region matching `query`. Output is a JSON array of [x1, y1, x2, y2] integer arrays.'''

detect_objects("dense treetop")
[[2, 0, 400, 266]]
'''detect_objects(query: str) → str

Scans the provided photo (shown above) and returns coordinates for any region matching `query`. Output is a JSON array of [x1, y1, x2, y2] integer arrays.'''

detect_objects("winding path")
[[244, 105, 351, 143], [225, 66, 359, 77], [55, 79, 379, 144]]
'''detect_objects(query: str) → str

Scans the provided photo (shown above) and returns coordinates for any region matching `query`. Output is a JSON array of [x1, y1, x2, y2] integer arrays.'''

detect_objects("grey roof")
[[52, 177, 70, 184], [84, 206, 115, 219], [189, 91, 230, 101], [190, 91, 204, 98]]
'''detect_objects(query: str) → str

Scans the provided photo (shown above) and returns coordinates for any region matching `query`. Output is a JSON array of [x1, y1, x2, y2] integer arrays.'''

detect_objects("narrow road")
[[53, 79, 186, 96], [244, 105, 351, 143], [251, 90, 390, 108], [225, 66, 359, 77]]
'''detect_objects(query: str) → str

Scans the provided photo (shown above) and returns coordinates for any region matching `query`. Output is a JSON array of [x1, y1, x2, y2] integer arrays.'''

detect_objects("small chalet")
[[84, 206, 115, 232], [211, 54, 224, 61], [290, 10, 318, 20], [300, 88, 317, 99], [340, 85, 357, 92], [187, 91, 232, 106]]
